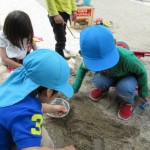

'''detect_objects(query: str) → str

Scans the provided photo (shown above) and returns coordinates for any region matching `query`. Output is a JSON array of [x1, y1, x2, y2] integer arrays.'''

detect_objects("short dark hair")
[[3, 10, 34, 49], [30, 86, 47, 97], [30, 87, 58, 97]]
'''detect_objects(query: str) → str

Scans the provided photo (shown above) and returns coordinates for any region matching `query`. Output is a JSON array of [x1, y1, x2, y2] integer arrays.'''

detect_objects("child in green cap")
[[72, 25, 150, 120]]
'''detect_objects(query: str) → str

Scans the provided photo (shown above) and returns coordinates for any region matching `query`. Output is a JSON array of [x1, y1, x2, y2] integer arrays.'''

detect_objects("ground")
[[0, 0, 150, 149], [0, 55, 150, 149], [42, 54, 150, 150]]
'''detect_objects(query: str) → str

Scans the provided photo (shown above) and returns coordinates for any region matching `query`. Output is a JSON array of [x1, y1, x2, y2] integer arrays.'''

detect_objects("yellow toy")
[[33, 36, 43, 42]]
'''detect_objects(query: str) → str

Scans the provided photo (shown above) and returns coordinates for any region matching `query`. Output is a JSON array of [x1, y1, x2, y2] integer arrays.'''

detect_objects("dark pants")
[[48, 12, 70, 58]]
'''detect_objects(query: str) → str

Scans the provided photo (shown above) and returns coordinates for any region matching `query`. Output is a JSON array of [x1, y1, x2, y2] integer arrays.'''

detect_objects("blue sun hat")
[[80, 25, 119, 71], [0, 49, 73, 107]]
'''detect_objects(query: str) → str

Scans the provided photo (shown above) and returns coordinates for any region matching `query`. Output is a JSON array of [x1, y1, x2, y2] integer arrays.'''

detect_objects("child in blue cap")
[[72, 25, 150, 120], [0, 49, 75, 150]]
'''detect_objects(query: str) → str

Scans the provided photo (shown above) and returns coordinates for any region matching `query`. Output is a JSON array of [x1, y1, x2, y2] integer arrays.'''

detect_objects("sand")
[[43, 54, 150, 150], [0, 0, 150, 149]]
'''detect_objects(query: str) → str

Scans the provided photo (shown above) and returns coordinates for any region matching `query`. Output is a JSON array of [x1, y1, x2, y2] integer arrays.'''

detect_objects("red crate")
[[71, 5, 95, 29]]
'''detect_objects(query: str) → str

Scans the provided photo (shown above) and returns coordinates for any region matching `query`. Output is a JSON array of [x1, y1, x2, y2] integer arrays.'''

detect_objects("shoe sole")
[[117, 111, 132, 121]]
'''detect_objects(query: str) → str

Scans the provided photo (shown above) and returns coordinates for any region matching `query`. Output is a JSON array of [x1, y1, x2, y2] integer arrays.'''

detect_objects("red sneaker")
[[89, 88, 107, 101], [118, 103, 133, 120]]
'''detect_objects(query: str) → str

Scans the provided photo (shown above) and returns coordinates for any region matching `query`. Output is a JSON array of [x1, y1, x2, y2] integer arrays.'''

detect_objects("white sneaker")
[[63, 49, 71, 60]]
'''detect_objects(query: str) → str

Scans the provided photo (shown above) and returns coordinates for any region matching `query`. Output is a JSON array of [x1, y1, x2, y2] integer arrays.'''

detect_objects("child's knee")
[[116, 84, 136, 104], [92, 76, 107, 89], [92, 73, 113, 89]]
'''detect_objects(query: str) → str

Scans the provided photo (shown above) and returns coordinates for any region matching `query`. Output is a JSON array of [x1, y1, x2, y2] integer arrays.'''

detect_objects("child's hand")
[[50, 105, 67, 114], [54, 15, 64, 24], [50, 105, 68, 117], [72, 11, 76, 21], [42, 103, 67, 114]]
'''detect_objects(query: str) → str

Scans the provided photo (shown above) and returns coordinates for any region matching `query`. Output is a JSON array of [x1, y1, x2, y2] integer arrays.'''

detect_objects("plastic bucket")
[[47, 98, 70, 118], [83, 0, 92, 5]]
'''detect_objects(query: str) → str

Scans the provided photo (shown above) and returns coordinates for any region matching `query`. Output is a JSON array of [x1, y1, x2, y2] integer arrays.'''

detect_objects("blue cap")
[[0, 49, 73, 107], [80, 25, 119, 71]]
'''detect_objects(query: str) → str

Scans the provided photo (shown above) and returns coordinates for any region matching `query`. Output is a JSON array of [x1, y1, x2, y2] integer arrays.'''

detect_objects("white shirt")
[[0, 32, 28, 59]]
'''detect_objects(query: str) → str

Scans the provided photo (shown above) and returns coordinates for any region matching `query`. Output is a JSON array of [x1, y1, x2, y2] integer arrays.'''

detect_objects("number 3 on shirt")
[[31, 114, 43, 135]]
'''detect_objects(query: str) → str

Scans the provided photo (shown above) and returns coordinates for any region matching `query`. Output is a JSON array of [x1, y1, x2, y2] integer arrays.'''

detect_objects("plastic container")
[[47, 98, 70, 118], [82, 0, 92, 5]]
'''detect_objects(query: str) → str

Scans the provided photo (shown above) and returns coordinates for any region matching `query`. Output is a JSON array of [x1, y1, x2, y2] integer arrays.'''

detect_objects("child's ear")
[[45, 89, 53, 97]]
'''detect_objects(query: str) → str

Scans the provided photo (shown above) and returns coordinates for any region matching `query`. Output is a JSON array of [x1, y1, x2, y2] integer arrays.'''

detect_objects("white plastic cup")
[[47, 98, 70, 118]]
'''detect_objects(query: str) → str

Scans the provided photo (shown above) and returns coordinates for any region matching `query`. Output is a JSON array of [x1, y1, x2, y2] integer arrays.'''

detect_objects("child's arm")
[[72, 62, 88, 93], [122, 55, 150, 99], [42, 103, 67, 114], [0, 47, 22, 68], [71, 0, 77, 21], [45, 0, 64, 24], [46, 0, 58, 16], [22, 145, 75, 150]]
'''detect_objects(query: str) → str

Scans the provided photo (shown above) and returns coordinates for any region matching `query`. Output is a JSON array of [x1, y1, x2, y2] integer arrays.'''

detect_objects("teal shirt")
[[72, 47, 150, 98]]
